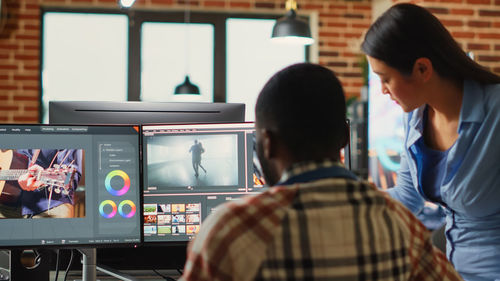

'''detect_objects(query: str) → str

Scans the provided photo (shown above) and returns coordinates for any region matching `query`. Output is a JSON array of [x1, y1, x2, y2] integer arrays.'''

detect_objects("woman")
[[362, 3, 500, 281]]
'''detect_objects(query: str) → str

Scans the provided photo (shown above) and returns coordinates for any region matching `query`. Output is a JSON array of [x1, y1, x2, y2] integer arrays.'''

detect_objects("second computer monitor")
[[141, 122, 263, 242]]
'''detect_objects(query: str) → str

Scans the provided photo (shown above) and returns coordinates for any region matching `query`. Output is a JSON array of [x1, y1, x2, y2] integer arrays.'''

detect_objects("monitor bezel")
[[48, 101, 245, 125]]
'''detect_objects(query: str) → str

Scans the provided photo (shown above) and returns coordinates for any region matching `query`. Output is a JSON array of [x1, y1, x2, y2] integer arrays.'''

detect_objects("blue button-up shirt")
[[388, 80, 500, 281]]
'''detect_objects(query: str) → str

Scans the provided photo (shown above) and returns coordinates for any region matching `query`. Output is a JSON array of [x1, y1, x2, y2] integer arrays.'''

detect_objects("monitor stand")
[[79, 248, 139, 281], [79, 249, 96, 281], [9, 248, 140, 281]]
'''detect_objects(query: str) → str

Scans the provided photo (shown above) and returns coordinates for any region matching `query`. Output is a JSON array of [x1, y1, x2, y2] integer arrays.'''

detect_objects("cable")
[[153, 269, 176, 281], [53, 249, 60, 281], [63, 249, 74, 281], [152, 269, 167, 280]]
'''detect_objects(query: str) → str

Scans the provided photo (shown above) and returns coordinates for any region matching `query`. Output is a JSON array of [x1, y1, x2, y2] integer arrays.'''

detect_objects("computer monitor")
[[47, 101, 246, 271], [141, 122, 263, 243], [48, 101, 245, 125], [0, 124, 141, 248]]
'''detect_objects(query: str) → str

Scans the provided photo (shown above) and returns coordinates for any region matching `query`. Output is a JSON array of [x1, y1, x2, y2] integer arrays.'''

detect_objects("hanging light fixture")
[[271, 0, 314, 45], [174, 0, 201, 95], [118, 0, 136, 8], [174, 75, 200, 95]]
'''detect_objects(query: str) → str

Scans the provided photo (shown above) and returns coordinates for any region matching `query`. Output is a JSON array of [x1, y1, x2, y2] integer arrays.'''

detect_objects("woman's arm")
[[387, 150, 425, 214]]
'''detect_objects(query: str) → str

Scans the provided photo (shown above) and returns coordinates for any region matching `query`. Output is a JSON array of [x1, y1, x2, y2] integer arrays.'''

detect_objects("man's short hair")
[[255, 63, 347, 160]]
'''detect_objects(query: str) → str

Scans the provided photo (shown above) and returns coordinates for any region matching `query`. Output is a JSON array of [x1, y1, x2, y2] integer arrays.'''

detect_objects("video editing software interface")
[[142, 123, 264, 242], [0, 124, 141, 247]]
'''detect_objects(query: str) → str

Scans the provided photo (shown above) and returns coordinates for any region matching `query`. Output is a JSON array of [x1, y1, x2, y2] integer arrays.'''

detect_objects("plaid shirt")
[[181, 161, 463, 281]]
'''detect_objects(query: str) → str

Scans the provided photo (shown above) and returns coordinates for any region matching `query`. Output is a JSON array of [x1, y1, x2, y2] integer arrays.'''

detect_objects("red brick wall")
[[0, 1, 41, 123], [0, 0, 372, 123], [0, 0, 499, 123], [402, 0, 500, 74]]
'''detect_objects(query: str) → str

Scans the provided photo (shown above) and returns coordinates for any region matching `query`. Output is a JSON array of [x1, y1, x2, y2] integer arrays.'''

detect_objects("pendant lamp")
[[174, 0, 201, 95], [174, 75, 200, 95], [119, 0, 136, 8], [271, 0, 314, 45]]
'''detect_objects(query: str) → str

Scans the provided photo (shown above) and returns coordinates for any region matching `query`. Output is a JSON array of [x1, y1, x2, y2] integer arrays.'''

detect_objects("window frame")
[[39, 7, 310, 121]]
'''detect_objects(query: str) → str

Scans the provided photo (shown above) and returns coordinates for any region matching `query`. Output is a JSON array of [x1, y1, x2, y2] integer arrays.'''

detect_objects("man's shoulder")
[[206, 186, 298, 227], [187, 187, 298, 264], [198, 179, 386, 243], [297, 177, 381, 197]]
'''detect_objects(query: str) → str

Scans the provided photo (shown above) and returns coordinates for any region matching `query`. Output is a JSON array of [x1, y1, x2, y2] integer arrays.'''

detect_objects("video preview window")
[[147, 134, 239, 191], [0, 149, 84, 219], [0, 125, 142, 248]]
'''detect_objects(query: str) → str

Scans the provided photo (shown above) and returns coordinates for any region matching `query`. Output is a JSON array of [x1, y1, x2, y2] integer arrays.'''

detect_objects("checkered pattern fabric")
[[181, 162, 463, 281]]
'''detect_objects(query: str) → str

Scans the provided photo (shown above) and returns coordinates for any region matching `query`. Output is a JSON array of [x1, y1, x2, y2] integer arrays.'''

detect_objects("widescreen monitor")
[[0, 124, 141, 248], [141, 122, 264, 243], [48, 101, 245, 125]]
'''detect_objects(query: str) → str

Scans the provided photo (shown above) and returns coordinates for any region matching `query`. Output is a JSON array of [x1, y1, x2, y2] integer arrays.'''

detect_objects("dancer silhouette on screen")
[[189, 140, 206, 178], [198, 142, 207, 174]]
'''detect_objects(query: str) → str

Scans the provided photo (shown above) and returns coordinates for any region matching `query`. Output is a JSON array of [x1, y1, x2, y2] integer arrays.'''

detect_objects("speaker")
[[347, 100, 368, 179]]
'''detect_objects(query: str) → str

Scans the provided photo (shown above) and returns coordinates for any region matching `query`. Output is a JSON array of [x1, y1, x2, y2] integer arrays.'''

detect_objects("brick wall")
[[402, 0, 500, 74], [0, 1, 41, 123], [0, 0, 499, 123]]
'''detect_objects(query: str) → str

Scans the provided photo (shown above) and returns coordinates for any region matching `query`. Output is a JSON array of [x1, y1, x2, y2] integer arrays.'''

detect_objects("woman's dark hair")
[[362, 3, 500, 84], [255, 63, 347, 161]]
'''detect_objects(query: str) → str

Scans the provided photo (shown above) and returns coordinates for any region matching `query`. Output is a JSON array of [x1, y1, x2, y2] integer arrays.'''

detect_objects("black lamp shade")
[[271, 9, 314, 44], [174, 75, 200, 95]]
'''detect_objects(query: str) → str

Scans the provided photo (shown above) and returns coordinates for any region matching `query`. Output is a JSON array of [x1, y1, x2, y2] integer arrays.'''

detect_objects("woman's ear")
[[413, 57, 433, 82]]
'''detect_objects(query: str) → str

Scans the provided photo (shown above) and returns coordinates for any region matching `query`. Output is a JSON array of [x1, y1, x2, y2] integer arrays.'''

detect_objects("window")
[[41, 12, 128, 123], [141, 22, 214, 102], [41, 9, 310, 123], [226, 18, 305, 121]]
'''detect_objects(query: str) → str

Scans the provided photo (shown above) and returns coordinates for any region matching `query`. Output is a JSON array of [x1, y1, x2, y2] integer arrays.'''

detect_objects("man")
[[17, 149, 82, 218], [181, 63, 463, 280], [189, 140, 206, 178]]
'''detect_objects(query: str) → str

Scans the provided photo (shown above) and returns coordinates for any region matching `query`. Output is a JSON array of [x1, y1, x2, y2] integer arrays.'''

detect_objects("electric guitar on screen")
[[0, 150, 77, 205]]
